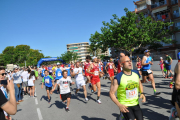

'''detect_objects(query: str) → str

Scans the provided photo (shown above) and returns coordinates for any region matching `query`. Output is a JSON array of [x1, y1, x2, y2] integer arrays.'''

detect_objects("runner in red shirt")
[[61, 64, 64, 68], [136, 58, 142, 75], [70, 62, 74, 72], [44, 65, 48, 70], [105, 58, 117, 84], [87, 56, 102, 104], [84, 55, 92, 85], [117, 53, 126, 73]]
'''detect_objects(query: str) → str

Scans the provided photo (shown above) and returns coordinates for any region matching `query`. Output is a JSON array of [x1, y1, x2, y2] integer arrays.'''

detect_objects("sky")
[[0, 0, 135, 57]]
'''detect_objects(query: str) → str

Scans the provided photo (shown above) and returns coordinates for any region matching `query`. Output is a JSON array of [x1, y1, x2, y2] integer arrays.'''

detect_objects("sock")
[[170, 82, 173, 84], [97, 96, 100, 100], [66, 107, 68, 109], [154, 89, 156, 92]]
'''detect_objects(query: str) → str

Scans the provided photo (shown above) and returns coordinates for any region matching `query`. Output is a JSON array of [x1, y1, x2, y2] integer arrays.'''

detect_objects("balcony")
[[171, 0, 178, 5], [151, 1, 167, 9], [173, 12, 180, 18], [137, 5, 147, 11]]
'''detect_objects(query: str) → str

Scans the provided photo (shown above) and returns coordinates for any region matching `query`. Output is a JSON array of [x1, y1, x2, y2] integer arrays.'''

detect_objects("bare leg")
[[46, 90, 50, 100], [148, 74, 156, 90], [75, 89, 79, 94], [175, 102, 180, 119], [66, 98, 71, 108], [92, 84, 97, 92], [86, 76, 90, 84], [142, 75, 147, 83], [82, 85, 87, 98], [96, 82, 101, 97]]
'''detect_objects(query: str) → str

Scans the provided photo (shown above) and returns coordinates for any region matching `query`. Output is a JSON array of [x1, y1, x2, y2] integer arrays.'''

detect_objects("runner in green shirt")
[[110, 56, 146, 120]]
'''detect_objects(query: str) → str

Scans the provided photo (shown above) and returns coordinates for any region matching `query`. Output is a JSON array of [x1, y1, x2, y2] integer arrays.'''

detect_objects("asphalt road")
[[11, 72, 175, 120]]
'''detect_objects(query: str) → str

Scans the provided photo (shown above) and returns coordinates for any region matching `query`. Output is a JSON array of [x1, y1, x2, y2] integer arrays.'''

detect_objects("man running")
[[40, 65, 45, 78], [64, 64, 71, 77], [169, 52, 180, 119], [41, 70, 54, 103], [54, 63, 64, 92], [72, 61, 88, 101], [105, 58, 117, 84], [109, 56, 146, 120], [52, 70, 75, 112], [87, 56, 102, 104], [84, 55, 92, 88], [141, 50, 161, 95]]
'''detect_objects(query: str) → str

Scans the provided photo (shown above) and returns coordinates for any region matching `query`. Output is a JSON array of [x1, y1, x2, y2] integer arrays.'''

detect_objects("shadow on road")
[[40, 95, 48, 102], [112, 113, 119, 120], [48, 100, 66, 109], [81, 116, 106, 120]]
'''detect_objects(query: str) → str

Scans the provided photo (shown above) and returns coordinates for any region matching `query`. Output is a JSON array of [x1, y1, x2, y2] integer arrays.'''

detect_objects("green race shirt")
[[166, 56, 172, 63], [115, 70, 140, 107]]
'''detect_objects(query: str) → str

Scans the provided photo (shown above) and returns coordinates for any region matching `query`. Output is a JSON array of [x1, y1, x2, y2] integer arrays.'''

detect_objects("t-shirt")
[[166, 56, 172, 63], [57, 77, 72, 94], [21, 71, 28, 82], [73, 67, 84, 81], [115, 70, 140, 107], [48, 67, 53, 73], [35, 70, 38, 77], [55, 68, 63, 80], [42, 75, 53, 87], [65, 67, 71, 76], [0, 89, 8, 120], [28, 75, 35, 86]]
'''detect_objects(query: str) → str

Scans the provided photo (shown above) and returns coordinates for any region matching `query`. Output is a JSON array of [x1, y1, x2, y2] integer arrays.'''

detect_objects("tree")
[[89, 8, 174, 59], [100, 55, 105, 60], [59, 51, 79, 63], [88, 44, 100, 56]]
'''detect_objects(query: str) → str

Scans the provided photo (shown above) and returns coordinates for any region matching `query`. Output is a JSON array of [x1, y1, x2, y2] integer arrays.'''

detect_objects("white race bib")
[[58, 72, 61, 76], [94, 71, 99, 76], [110, 65, 112, 69], [126, 88, 138, 99], [147, 70, 152, 74], [45, 79, 49, 84]]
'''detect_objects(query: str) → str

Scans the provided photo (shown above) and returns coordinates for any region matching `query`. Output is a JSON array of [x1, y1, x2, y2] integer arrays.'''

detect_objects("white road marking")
[[101, 88, 110, 91], [35, 98, 38, 105], [37, 108, 43, 120]]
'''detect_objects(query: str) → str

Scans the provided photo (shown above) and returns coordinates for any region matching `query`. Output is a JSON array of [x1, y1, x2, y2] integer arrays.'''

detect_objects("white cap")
[[92, 56, 97, 60], [57, 62, 60, 65], [160, 57, 163, 59]]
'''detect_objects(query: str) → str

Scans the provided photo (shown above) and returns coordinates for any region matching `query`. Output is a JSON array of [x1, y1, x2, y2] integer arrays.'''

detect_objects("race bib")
[[137, 68, 140, 71], [126, 88, 138, 99], [94, 71, 99, 76], [63, 84, 68, 89], [58, 72, 61, 76], [147, 70, 152, 73], [110, 65, 112, 69], [45, 79, 49, 84]]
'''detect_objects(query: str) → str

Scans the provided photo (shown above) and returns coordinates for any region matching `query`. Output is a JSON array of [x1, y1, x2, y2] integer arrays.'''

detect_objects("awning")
[[152, 6, 167, 14]]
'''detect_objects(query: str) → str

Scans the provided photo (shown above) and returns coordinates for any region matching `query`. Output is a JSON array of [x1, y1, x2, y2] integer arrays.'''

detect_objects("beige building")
[[67, 42, 90, 61], [97, 49, 110, 57]]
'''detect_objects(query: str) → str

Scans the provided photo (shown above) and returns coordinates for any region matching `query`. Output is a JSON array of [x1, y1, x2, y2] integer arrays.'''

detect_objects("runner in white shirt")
[[28, 70, 35, 97], [52, 70, 75, 112], [21, 68, 29, 95], [72, 61, 88, 101]]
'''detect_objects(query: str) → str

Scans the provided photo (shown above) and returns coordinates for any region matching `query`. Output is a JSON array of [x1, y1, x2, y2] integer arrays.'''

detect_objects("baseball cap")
[[92, 56, 97, 60], [160, 57, 163, 59], [57, 62, 60, 65], [144, 50, 150, 53]]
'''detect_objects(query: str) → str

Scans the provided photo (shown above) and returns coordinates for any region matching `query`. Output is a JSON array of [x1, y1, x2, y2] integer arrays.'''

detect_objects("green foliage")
[[59, 51, 79, 63], [0, 45, 44, 67], [89, 8, 174, 55], [100, 55, 105, 60]]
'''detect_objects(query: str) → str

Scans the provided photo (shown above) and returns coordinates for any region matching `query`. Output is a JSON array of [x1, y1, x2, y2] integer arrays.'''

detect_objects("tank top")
[[84, 62, 91, 73], [137, 62, 141, 68], [71, 65, 74, 70], [142, 56, 151, 71], [160, 61, 163, 67], [91, 63, 100, 79], [117, 60, 122, 73], [108, 63, 114, 72]]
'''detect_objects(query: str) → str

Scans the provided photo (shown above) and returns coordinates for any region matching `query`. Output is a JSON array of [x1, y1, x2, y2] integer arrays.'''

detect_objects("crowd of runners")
[[1, 49, 180, 120]]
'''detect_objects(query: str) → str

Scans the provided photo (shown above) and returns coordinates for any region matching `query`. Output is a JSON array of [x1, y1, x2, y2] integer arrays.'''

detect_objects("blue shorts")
[[166, 65, 171, 70]]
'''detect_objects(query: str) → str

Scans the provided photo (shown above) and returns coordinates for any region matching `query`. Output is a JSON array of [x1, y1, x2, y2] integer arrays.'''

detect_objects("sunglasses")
[[0, 73, 7, 76]]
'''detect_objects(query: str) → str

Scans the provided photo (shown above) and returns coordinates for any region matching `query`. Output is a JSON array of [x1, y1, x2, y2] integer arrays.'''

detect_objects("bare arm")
[[87, 64, 93, 74], [1, 80, 17, 115], [141, 56, 150, 66], [175, 63, 180, 90]]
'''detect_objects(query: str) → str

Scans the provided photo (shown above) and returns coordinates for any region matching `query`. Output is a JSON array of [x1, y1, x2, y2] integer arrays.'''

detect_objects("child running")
[[52, 70, 75, 112], [41, 70, 54, 103]]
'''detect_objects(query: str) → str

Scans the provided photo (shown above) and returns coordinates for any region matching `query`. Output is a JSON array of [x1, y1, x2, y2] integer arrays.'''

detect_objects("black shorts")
[[60, 92, 71, 101], [122, 104, 143, 120], [142, 70, 152, 76], [46, 86, 52, 91]]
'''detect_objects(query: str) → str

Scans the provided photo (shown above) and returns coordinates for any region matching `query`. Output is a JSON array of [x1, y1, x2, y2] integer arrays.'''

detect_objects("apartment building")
[[67, 42, 90, 62], [133, 0, 180, 52]]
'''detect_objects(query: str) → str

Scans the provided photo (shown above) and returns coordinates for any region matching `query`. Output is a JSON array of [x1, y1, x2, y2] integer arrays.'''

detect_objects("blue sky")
[[0, 0, 135, 57]]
